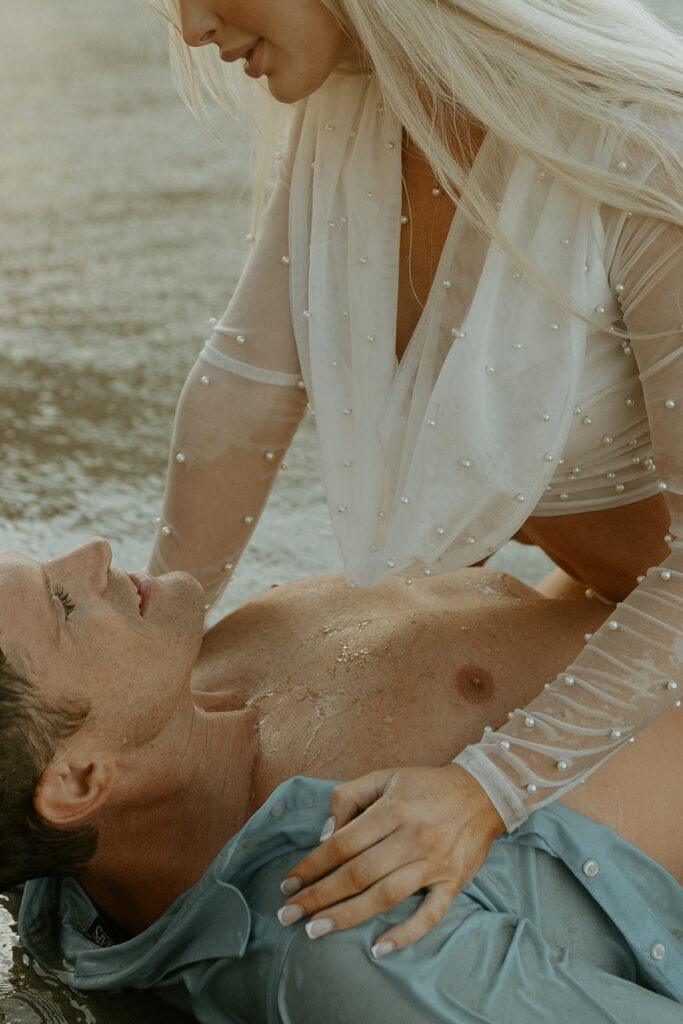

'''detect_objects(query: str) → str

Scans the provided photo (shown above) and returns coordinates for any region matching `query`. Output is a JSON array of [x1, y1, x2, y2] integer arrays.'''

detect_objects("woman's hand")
[[278, 764, 505, 955]]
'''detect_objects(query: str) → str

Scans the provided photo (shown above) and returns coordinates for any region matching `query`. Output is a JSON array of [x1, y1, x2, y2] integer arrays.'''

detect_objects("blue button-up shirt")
[[19, 777, 683, 1023]]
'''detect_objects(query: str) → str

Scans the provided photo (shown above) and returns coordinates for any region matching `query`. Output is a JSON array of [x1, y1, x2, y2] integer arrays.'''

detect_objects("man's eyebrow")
[[41, 566, 61, 635]]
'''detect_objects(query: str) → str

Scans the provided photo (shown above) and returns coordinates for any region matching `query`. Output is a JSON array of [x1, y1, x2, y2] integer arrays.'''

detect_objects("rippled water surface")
[[1, 0, 679, 1020]]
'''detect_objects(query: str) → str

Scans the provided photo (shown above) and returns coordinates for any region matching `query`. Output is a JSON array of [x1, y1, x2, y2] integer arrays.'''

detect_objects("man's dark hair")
[[0, 657, 98, 890]]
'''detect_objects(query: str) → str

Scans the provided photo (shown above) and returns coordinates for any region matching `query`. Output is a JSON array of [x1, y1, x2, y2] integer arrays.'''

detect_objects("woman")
[[147, 0, 683, 954]]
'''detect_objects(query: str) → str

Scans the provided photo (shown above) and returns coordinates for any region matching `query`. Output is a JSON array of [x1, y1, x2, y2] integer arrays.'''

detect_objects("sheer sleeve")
[[147, 114, 308, 609], [455, 177, 683, 829]]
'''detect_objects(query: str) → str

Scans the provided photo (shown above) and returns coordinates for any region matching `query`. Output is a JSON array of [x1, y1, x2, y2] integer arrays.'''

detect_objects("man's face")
[[0, 539, 205, 752]]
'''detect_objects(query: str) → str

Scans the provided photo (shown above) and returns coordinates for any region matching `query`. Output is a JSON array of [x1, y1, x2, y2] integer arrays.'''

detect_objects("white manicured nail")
[[277, 904, 304, 926], [306, 917, 335, 939], [371, 941, 396, 959], [280, 876, 303, 895], [319, 815, 336, 842]]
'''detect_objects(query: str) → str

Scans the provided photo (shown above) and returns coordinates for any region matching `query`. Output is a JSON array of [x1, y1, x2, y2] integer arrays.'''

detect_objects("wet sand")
[[1, 0, 679, 1021]]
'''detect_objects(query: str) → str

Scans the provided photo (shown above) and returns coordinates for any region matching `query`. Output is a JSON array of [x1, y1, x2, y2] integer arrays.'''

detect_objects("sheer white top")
[[149, 72, 683, 829]]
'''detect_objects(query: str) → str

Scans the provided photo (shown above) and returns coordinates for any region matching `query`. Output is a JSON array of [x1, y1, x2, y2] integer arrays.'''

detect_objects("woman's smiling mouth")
[[127, 572, 152, 617]]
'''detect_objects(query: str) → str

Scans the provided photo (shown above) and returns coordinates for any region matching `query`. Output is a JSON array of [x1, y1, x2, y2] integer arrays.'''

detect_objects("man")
[[4, 539, 681, 1022]]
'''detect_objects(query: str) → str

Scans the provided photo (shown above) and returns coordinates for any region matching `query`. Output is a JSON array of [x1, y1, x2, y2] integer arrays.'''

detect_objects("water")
[[1, 0, 679, 1020]]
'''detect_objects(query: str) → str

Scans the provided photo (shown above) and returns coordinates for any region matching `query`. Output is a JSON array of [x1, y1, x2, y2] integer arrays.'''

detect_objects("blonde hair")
[[150, 0, 683, 339]]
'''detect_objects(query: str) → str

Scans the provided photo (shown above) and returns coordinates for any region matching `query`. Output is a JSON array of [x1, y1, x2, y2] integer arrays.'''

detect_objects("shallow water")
[[1, 0, 680, 1020]]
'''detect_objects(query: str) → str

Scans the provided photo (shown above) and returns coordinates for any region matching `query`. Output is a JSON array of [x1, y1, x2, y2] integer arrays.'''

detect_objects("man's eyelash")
[[53, 586, 75, 619]]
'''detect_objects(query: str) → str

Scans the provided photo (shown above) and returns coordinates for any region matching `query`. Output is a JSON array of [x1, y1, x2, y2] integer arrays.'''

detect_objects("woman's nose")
[[179, 3, 222, 48]]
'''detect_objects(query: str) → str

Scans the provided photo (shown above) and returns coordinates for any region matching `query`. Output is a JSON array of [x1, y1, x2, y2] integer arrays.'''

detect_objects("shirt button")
[[650, 942, 666, 960], [271, 800, 285, 819], [581, 859, 600, 877]]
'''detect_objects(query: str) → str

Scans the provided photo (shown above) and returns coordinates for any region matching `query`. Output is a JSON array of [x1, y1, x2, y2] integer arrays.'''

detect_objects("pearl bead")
[[650, 942, 666, 961], [330, 360, 337, 368], [367, 335, 375, 343], [161, 525, 171, 536], [628, 438, 638, 447], [559, 493, 569, 501], [615, 483, 624, 493], [378, 511, 386, 519], [328, 221, 336, 229], [617, 160, 628, 171], [405, 578, 413, 585], [343, 459, 352, 467], [265, 451, 275, 461], [400, 496, 410, 504], [175, 452, 186, 464], [572, 465, 581, 474], [386, 559, 395, 568], [602, 434, 613, 445], [582, 859, 599, 877], [543, 452, 553, 462], [424, 568, 432, 576], [297, 380, 305, 390], [303, 310, 312, 319], [637, 574, 645, 583], [224, 562, 233, 572], [467, 536, 476, 544], [675, 700, 682, 708], [281, 256, 291, 266], [485, 365, 495, 375], [512, 272, 522, 281], [666, 680, 678, 691], [387, 141, 395, 149], [615, 283, 625, 294], [665, 534, 673, 543], [550, 323, 559, 331], [665, 399, 676, 409], [204, 603, 211, 611], [436, 526, 445, 536], [658, 481, 668, 491], [610, 728, 622, 738], [537, 169, 546, 178], [209, 317, 218, 327], [359, 256, 368, 265], [515, 493, 526, 503], [513, 342, 522, 350], [573, 406, 582, 415], [595, 305, 605, 315], [625, 396, 635, 407], [274, 151, 283, 160], [426, 418, 436, 428], [584, 633, 593, 641], [622, 345, 632, 355], [462, 458, 472, 467], [483, 725, 492, 734], [500, 740, 511, 750], [281, 463, 289, 471], [561, 238, 571, 246], [661, 570, 672, 581], [432, 187, 441, 197], [451, 328, 466, 339], [582, 415, 592, 425], [337, 505, 348, 513], [155, 516, 162, 525], [565, 675, 575, 685], [366, 191, 374, 198], [526, 783, 537, 794], [200, 375, 210, 386], [400, 215, 409, 225], [631, 456, 640, 465], [606, 472, 616, 481], [607, 620, 619, 630], [557, 760, 568, 771], [236, 335, 246, 345], [324, 123, 334, 131], [541, 412, 550, 422], [342, 310, 349, 318], [442, 280, 451, 289], [243, 515, 254, 525], [245, 233, 255, 242], [524, 716, 535, 727], [343, 408, 352, 416]]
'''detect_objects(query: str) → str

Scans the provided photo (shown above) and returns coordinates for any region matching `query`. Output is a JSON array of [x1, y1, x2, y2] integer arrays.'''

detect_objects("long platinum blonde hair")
[[151, 0, 683, 339]]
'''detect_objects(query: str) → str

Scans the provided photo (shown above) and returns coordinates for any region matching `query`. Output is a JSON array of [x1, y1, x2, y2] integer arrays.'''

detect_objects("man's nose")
[[48, 538, 112, 593], [179, 2, 221, 47]]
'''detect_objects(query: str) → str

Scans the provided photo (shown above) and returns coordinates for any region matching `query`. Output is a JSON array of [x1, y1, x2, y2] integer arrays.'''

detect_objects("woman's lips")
[[220, 37, 261, 63], [128, 572, 152, 617], [243, 38, 265, 78]]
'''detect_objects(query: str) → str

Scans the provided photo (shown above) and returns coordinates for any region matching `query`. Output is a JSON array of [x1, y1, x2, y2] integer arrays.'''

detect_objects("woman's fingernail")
[[319, 815, 336, 842], [280, 876, 303, 895], [277, 904, 304, 926], [371, 941, 396, 959], [305, 917, 335, 939]]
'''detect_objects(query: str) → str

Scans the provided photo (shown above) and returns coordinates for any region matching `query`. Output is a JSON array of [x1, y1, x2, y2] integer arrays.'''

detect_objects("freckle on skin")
[[455, 664, 495, 703]]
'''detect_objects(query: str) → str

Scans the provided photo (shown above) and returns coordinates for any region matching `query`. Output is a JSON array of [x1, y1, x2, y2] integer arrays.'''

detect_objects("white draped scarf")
[[289, 73, 613, 587]]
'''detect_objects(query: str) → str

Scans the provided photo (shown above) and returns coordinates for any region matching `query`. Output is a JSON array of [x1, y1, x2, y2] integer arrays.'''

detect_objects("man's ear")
[[33, 756, 117, 827]]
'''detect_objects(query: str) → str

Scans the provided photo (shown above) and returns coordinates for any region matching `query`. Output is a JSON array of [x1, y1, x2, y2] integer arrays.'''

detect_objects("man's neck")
[[82, 701, 258, 935]]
